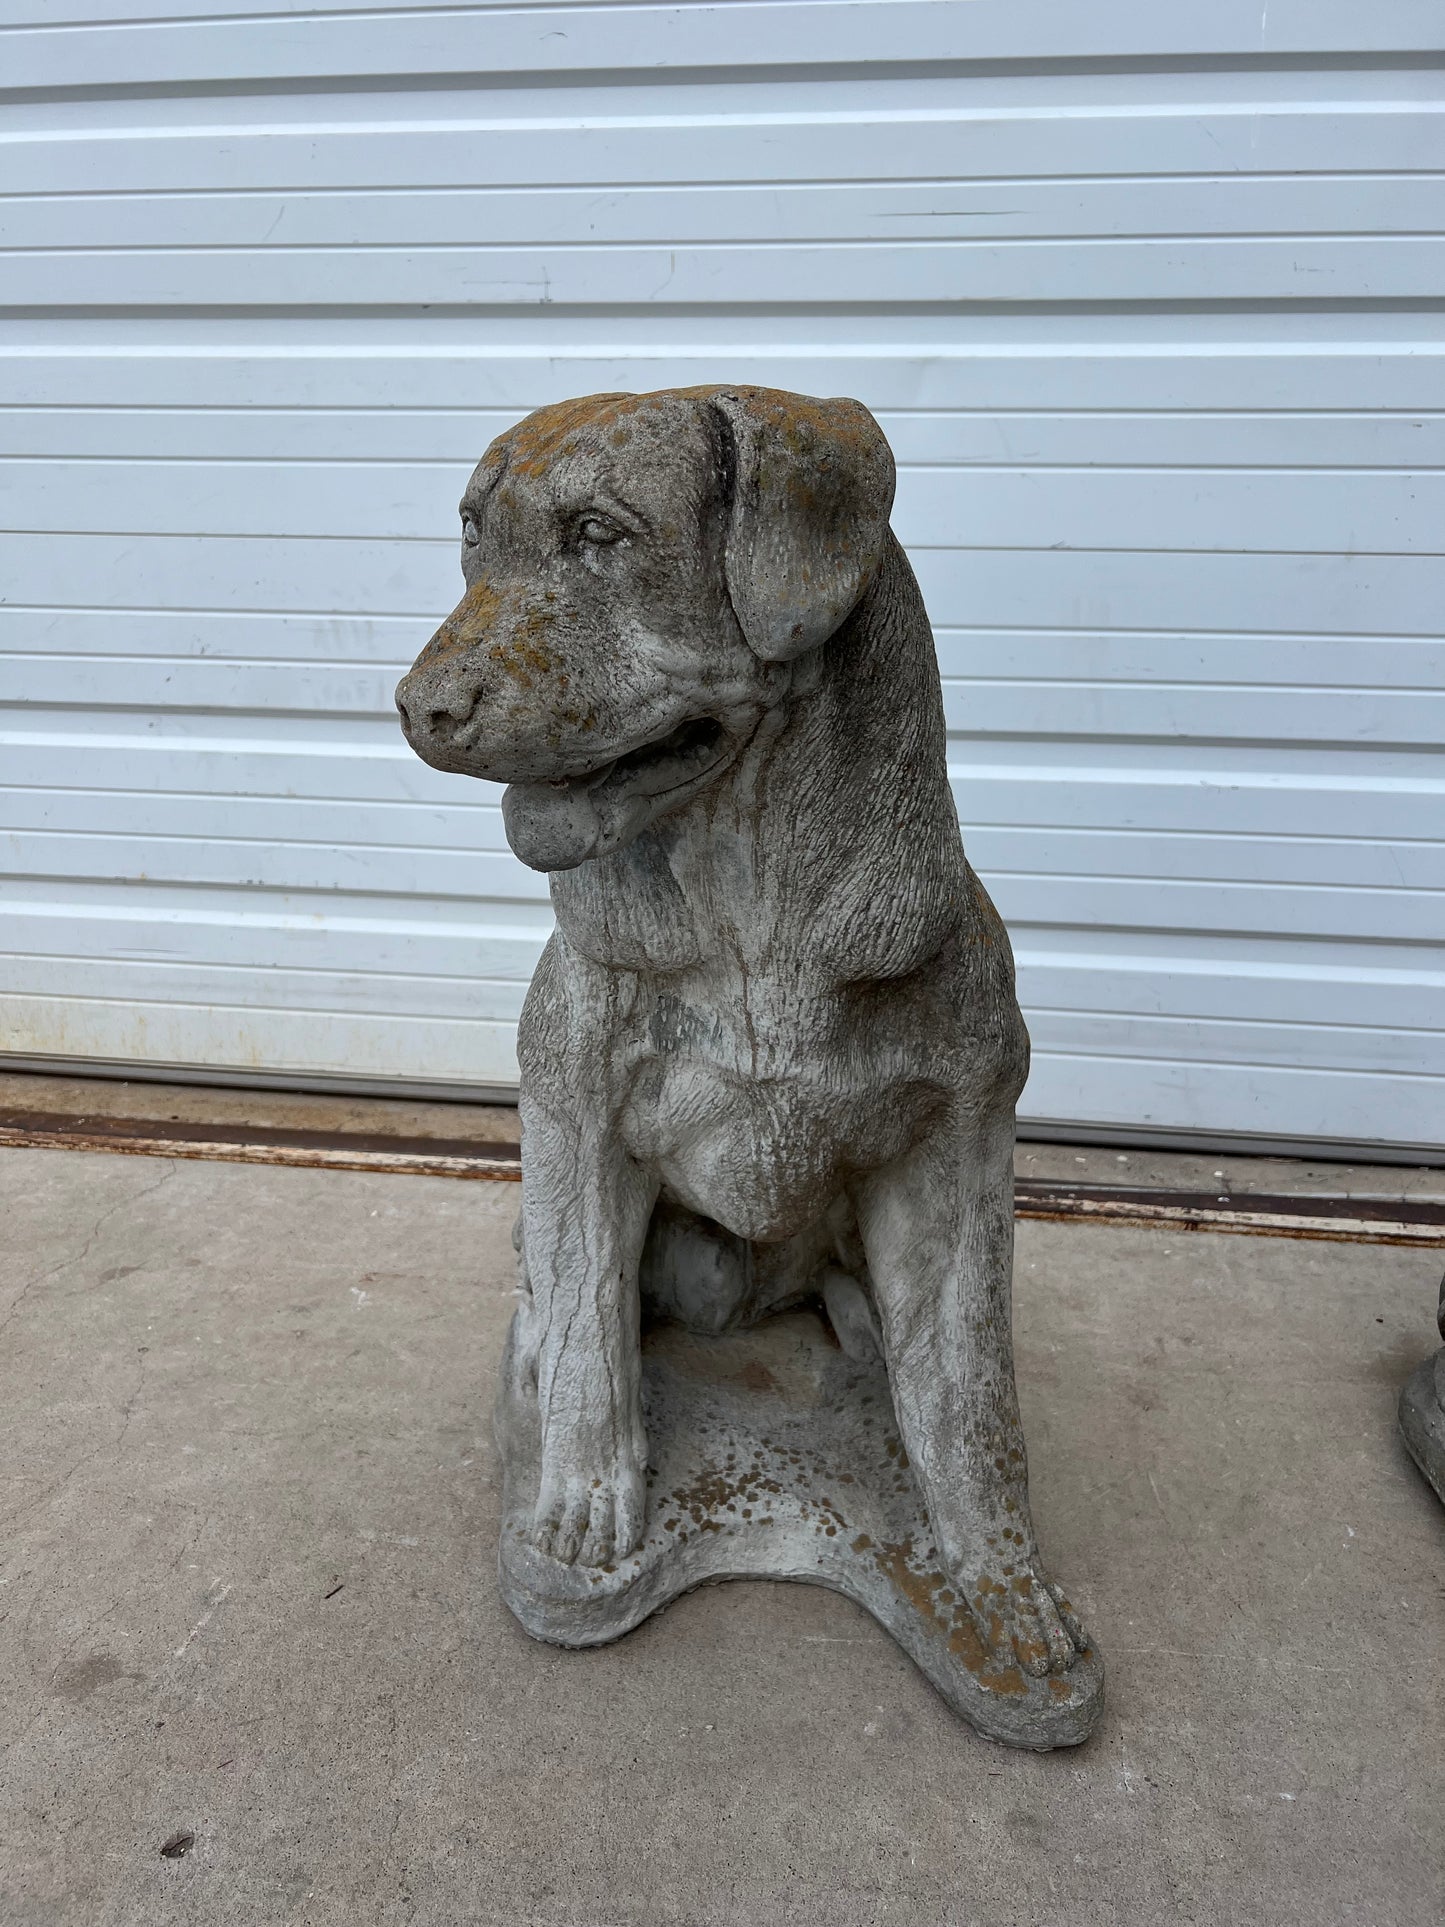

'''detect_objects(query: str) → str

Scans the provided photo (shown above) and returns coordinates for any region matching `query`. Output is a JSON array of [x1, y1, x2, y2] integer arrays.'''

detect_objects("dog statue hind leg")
[[853, 1101, 1091, 1682]]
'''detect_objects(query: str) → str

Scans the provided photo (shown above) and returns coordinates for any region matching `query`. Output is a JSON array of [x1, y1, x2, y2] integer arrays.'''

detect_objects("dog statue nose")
[[395, 668, 481, 758], [394, 679, 435, 744]]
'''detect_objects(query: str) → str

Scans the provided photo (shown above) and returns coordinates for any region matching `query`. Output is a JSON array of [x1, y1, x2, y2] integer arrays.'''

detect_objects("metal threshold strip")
[[1011, 1180, 1445, 1247], [2, 1108, 1442, 1248], [0, 1109, 523, 1182]]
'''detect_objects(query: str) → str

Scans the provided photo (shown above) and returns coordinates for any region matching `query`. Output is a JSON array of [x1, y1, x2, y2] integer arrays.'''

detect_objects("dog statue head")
[[395, 385, 895, 871]]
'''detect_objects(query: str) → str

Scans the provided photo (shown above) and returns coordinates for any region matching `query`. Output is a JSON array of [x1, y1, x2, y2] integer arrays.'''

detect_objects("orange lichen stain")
[[870, 1540, 947, 1624], [870, 1538, 1030, 1699], [974, 1663, 1029, 1697], [1048, 1677, 1073, 1698], [499, 391, 642, 479], [487, 605, 559, 689], [676, 384, 880, 458], [666, 1451, 790, 1535], [413, 577, 504, 668], [851, 1533, 873, 1553], [488, 389, 881, 542]]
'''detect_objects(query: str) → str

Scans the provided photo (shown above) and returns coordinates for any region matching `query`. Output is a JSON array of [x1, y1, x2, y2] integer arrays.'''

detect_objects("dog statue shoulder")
[[396, 386, 1104, 1748]]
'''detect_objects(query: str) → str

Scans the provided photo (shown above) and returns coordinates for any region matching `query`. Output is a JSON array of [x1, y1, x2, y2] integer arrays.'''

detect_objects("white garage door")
[[2, 2, 1442, 1157]]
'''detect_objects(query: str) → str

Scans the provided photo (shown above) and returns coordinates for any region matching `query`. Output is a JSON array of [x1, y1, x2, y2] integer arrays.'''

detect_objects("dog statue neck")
[[550, 533, 966, 983]]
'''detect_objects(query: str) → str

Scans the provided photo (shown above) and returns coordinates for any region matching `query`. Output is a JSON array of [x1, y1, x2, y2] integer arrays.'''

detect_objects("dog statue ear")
[[705, 387, 896, 661]]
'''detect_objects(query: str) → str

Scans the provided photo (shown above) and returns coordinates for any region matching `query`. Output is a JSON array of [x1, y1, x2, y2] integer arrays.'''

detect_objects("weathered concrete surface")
[[1, 1145, 1441, 1926], [392, 388, 1079, 1709]]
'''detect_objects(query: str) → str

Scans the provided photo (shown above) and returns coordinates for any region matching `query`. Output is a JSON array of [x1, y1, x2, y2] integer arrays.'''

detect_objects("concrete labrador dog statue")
[[396, 386, 1103, 1748]]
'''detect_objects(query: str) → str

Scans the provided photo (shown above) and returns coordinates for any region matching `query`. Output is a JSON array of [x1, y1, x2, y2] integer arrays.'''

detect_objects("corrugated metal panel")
[[1, 1, 1442, 1153]]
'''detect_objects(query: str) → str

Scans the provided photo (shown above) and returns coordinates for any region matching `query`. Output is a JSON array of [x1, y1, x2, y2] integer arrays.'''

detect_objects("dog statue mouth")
[[580, 714, 727, 796], [502, 715, 737, 871]]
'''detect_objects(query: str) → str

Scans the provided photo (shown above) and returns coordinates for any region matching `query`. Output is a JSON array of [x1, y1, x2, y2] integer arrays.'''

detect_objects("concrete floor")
[[0, 1144, 1441, 1926]]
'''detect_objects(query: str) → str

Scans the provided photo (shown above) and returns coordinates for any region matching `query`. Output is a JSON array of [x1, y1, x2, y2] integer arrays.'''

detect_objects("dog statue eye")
[[578, 515, 625, 548], [461, 514, 480, 548]]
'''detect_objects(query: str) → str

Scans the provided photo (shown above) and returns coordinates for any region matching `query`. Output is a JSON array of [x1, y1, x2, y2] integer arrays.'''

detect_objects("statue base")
[[1398, 1347, 1445, 1504], [496, 1307, 1104, 1751]]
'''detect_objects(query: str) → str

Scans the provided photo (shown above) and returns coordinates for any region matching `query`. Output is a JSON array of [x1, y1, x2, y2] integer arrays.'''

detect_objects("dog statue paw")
[[396, 386, 1104, 1749], [530, 1454, 646, 1571]]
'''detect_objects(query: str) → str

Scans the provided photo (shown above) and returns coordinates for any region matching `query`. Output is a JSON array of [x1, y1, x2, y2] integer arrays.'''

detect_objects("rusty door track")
[[1012, 1180, 1445, 1247], [2, 1106, 1443, 1247], [0, 1108, 523, 1181]]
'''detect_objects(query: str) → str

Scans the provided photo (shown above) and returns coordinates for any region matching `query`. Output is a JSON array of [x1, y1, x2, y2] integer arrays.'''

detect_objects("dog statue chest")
[[608, 963, 939, 1241]]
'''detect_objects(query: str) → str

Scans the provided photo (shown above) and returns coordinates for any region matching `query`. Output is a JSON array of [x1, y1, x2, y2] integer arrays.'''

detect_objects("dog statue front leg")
[[854, 1112, 1089, 1679], [519, 1089, 658, 1569]]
